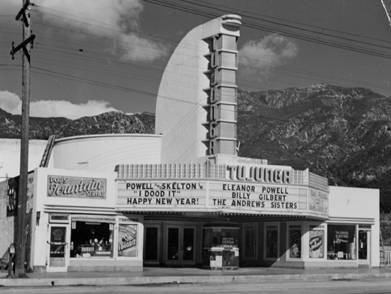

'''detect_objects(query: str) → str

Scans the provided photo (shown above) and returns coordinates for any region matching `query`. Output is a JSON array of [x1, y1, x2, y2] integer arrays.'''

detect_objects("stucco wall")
[[50, 134, 162, 171]]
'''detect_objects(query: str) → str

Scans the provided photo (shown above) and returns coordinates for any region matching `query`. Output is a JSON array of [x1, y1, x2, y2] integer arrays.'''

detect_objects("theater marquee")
[[116, 179, 328, 218]]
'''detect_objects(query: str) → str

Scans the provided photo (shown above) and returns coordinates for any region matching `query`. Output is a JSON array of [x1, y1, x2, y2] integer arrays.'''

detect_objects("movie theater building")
[[0, 14, 379, 272]]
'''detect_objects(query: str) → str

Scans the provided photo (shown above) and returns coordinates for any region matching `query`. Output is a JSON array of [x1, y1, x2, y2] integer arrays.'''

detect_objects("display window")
[[327, 224, 356, 260], [288, 225, 301, 259], [70, 221, 114, 258], [309, 225, 325, 259], [264, 223, 279, 259]]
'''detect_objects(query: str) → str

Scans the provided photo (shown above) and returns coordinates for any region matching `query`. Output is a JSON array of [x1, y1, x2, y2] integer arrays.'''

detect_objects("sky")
[[1, 0, 391, 119]]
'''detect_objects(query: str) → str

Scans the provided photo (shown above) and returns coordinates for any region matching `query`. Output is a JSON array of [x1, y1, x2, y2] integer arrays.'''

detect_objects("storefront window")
[[118, 224, 138, 257], [327, 225, 356, 260], [265, 224, 279, 259], [288, 225, 301, 258], [70, 221, 113, 258], [309, 226, 325, 259]]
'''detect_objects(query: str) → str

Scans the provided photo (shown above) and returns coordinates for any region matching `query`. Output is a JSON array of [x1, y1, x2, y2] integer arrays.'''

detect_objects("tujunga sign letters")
[[47, 175, 106, 199], [226, 165, 292, 184]]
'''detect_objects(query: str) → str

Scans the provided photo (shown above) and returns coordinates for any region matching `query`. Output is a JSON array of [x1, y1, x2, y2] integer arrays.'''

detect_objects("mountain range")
[[1, 84, 390, 211]]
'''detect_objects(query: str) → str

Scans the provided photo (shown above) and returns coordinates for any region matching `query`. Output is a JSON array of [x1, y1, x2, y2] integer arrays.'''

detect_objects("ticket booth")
[[202, 226, 239, 269]]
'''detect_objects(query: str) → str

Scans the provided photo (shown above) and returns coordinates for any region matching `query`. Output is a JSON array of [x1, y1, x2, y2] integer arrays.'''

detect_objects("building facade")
[[0, 14, 380, 272]]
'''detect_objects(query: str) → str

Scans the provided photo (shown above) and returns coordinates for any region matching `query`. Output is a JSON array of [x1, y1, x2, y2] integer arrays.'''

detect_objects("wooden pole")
[[14, 0, 31, 277]]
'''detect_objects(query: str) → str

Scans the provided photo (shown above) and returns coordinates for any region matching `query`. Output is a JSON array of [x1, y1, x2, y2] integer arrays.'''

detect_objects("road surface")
[[2, 279, 391, 294]]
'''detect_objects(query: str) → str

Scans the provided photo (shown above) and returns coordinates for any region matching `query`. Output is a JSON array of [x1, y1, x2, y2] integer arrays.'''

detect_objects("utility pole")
[[10, 0, 36, 277]]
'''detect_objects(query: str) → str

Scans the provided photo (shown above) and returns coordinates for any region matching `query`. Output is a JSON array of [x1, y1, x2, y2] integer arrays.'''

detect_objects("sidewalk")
[[1, 267, 391, 287]]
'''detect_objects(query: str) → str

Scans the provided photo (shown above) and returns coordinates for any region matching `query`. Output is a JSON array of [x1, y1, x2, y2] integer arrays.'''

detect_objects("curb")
[[1, 272, 391, 287]]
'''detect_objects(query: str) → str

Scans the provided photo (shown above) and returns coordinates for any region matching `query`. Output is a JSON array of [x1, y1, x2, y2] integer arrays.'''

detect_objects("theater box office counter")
[[31, 168, 144, 272]]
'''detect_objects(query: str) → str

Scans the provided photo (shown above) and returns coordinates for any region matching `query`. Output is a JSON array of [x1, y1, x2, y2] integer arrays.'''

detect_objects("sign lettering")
[[47, 175, 106, 199], [227, 165, 291, 184]]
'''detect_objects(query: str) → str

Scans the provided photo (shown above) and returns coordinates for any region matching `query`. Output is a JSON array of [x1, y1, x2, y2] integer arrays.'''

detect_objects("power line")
[[143, 0, 391, 59], [182, 0, 391, 50], [194, 0, 391, 45], [31, 66, 202, 106]]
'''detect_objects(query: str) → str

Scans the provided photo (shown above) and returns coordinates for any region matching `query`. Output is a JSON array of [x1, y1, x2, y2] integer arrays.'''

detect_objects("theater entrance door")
[[164, 225, 196, 266]]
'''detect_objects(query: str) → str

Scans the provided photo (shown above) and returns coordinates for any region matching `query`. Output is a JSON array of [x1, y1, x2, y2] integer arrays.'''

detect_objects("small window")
[[210, 87, 216, 103], [209, 140, 215, 155]]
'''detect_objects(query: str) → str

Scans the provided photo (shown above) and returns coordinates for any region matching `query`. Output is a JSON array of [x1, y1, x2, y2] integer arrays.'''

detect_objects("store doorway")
[[358, 229, 370, 264], [47, 224, 69, 272], [164, 225, 196, 266]]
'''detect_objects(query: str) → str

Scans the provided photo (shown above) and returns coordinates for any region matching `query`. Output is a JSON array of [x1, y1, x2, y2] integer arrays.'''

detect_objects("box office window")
[[265, 224, 279, 259], [309, 226, 325, 259], [118, 223, 138, 257], [327, 225, 356, 260], [288, 225, 301, 259], [70, 221, 113, 258]]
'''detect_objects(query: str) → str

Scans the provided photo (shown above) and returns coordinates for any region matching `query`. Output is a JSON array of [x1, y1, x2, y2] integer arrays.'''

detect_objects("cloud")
[[0, 90, 119, 119], [119, 34, 168, 62], [30, 0, 167, 62], [239, 34, 298, 74]]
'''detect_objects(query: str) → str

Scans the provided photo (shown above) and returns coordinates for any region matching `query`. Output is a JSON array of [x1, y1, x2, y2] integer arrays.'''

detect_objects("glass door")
[[165, 225, 195, 266], [182, 227, 195, 265], [48, 224, 69, 272], [166, 227, 180, 264], [144, 225, 160, 265], [358, 230, 370, 264]]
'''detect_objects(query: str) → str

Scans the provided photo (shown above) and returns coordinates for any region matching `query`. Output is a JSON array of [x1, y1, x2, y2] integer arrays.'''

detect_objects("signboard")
[[6, 177, 18, 216], [208, 182, 307, 211], [309, 229, 324, 258], [309, 189, 328, 214], [118, 224, 137, 257], [47, 175, 106, 199], [5, 174, 34, 216], [226, 165, 292, 184], [116, 179, 328, 217], [117, 181, 206, 208], [335, 231, 350, 244]]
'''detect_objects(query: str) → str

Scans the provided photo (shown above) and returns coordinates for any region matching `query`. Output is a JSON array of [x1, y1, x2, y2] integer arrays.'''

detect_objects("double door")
[[164, 225, 196, 265]]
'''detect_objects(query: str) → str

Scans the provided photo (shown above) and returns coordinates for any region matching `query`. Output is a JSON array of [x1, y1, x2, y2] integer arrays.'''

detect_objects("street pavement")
[[1, 279, 391, 294], [2, 267, 391, 289]]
